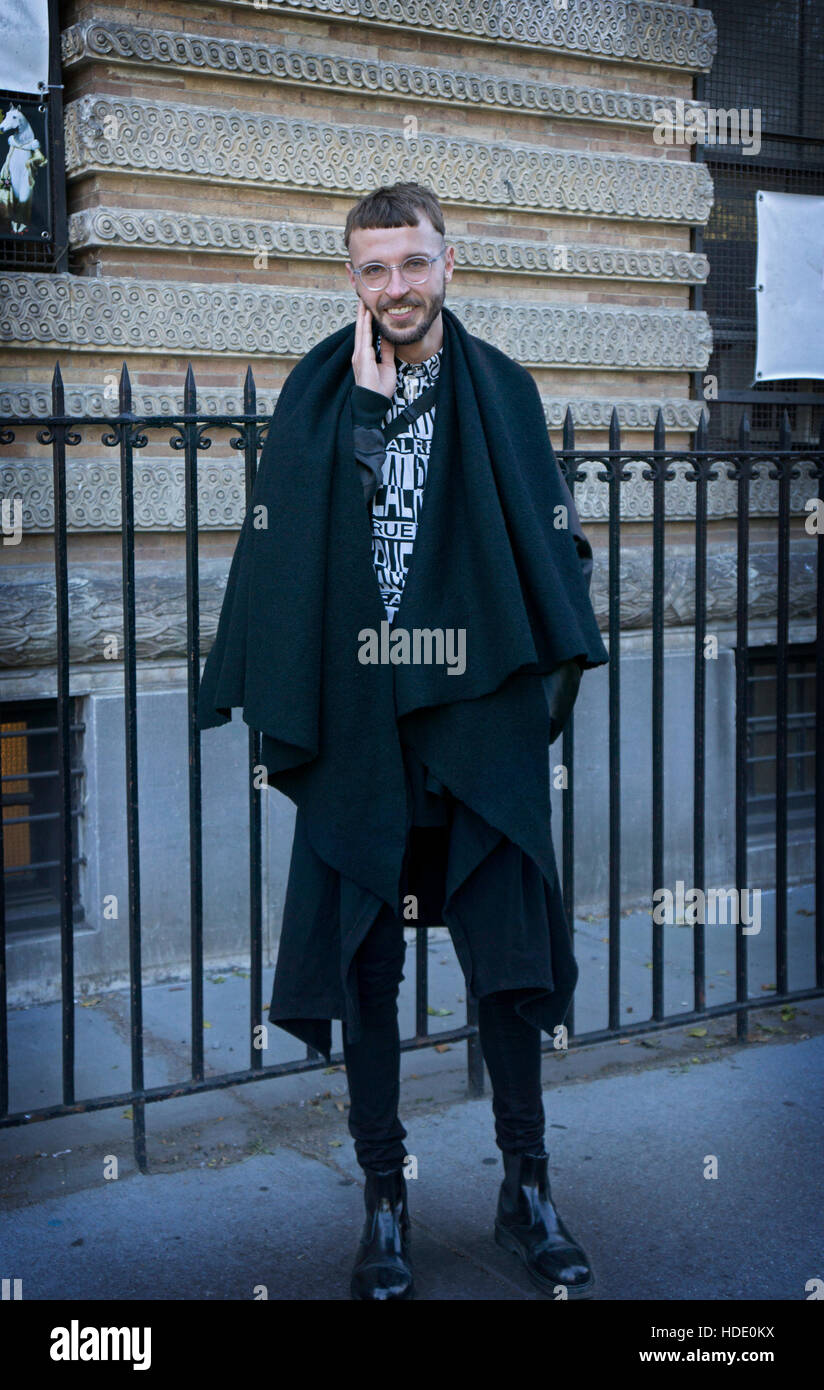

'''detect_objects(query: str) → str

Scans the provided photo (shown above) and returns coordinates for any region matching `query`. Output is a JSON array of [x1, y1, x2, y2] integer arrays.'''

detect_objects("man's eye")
[[362, 264, 385, 276], [404, 258, 429, 271]]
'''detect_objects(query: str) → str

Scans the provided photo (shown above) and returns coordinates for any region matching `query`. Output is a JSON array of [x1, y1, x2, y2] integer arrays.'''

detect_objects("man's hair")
[[344, 181, 446, 250]]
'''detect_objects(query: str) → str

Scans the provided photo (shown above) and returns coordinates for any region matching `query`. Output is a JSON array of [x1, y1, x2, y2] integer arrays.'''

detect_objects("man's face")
[[345, 214, 454, 345]]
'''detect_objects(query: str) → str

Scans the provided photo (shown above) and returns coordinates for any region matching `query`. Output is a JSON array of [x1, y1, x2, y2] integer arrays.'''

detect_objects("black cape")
[[197, 305, 609, 1061]]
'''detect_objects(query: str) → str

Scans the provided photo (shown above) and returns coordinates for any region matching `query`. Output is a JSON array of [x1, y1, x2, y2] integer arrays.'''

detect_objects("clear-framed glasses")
[[350, 247, 447, 292]]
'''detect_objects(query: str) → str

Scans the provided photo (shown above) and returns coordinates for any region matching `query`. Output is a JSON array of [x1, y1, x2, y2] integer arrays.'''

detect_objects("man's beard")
[[373, 282, 445, 345]]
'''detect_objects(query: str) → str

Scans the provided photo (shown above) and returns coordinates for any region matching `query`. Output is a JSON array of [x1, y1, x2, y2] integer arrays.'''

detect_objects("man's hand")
[[352, 299, 397, 397]]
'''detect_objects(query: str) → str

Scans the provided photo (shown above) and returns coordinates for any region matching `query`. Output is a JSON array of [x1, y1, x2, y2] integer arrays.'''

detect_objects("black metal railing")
[[0, 364, 822, 1171]]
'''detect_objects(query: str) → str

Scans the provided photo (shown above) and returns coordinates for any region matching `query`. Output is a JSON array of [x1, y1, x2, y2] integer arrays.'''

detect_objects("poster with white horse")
[[0, 99, 49, 238]]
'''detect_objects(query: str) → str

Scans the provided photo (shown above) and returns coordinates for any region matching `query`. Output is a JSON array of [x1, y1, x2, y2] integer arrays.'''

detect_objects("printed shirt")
[[351, 347, 442, 625]]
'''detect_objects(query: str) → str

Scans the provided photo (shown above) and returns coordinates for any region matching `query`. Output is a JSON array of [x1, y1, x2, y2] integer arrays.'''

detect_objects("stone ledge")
[[0, 275, 712, 370], [1, 543, 814, 668], [68, 208, 710, 286], [62, 19, 708, 132], [210, 0, 718, 72], [63, 95, 714, 226], [1, 453, 817, 532], [0, 381, 706, 439]]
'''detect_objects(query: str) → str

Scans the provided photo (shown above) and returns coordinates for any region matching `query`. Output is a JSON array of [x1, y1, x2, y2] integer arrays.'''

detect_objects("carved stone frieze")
[[69, 207, 710, 286], [2, 452, 815, 533], [63, 96, 714, 225], [0, 274, 712, 369], [209, 0, 718, 71], [62, 20, 708, 132], [0, 381, 706, 448], [2, 543, 814, 670], [1, 458, 247, 531]]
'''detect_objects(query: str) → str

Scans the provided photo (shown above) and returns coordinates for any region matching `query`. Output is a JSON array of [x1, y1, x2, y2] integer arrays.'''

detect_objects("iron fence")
[[0, 363, 822, 1172]]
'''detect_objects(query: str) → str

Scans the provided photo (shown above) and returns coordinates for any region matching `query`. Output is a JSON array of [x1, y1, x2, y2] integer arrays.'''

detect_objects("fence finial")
[[119, 362, 132, 413], [184, 363, 196, 412], [563, 405, 574, 452], [51, 361, 64, 413], [244, 365, 256, 413], [738, 410, 751, 450]]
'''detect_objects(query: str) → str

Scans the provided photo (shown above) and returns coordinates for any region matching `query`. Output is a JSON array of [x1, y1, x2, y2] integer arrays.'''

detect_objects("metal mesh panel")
[[700, 1, 824, 443]]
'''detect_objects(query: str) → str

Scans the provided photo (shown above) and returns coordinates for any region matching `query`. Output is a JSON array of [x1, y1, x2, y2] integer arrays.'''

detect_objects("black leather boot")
[[350, 1166, 415, 1300], [494, 1150, 594, 1298]]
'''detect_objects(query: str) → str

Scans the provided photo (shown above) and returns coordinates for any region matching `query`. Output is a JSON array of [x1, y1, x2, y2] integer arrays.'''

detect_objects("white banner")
[[755, 190, 824, 382], [0, 0, 50, 94]]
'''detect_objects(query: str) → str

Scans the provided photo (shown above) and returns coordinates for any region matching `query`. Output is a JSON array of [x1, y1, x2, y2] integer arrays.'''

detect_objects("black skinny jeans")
[[341, 902, 547, 1174]]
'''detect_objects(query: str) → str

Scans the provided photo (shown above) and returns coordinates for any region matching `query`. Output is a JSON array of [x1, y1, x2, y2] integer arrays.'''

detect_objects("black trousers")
[[340, 900, 547, 1174]]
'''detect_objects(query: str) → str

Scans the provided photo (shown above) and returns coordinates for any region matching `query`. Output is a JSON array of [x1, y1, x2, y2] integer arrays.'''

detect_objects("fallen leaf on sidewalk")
[[687, 1027, 707, 1037], [434, 1044, 451, 1053], [79, 998, 101, 1008]]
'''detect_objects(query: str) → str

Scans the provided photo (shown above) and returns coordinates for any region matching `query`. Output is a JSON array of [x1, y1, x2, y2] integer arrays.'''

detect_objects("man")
[[197, 182, 609, 1301]]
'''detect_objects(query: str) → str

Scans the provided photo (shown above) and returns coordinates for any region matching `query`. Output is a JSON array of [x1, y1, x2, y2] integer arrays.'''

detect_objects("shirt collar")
[[395, 347, 442, 384]]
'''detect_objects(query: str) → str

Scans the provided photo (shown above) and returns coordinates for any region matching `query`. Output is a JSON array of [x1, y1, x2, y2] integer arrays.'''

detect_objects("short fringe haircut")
[[344, 182, 446, 249]]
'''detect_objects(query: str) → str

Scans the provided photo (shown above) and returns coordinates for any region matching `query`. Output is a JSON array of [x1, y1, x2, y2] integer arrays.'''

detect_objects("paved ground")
[[1, 979, 822, 1301]]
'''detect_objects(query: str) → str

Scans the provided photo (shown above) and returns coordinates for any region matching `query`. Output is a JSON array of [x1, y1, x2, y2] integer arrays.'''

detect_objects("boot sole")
[[350, 1277, 415, 1300], [494, 1221, 596, 1300]]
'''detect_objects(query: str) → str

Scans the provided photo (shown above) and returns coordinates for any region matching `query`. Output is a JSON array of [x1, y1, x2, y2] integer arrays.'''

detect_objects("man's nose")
[[384, 265, 410, 296]]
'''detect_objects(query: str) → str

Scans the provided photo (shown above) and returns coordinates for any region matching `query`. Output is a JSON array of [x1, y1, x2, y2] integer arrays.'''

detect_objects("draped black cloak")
[[196, 305, 609, 1062]]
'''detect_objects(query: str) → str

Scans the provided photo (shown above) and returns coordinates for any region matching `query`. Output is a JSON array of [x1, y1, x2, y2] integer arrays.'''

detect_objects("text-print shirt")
[[350, 347, 442, 625]]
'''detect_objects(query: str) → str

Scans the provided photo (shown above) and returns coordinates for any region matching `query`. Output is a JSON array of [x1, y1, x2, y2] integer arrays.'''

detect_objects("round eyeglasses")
[[350, 247, 447, 292]]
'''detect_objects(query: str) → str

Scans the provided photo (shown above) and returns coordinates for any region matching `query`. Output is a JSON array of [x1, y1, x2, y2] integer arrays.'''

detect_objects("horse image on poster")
[[0, 103, 48, 234]]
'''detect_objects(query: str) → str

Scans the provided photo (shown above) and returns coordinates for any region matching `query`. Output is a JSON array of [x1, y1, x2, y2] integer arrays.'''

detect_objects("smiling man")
[[197, 182, 609, 1301]]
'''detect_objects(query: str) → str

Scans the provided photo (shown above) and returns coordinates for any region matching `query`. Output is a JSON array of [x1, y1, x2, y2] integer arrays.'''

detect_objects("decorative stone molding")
[[211, 0, 718, 72], [0, 275, 712, 370], [0, 381, 705, 438], [2, 452, 815, 533], [1, 459, 247, 531], [567, 459, 821, 525], [69, 207, 710, 286], [2, 543, 814, 670], [63, 96, 714, 225], [62, 20, 708, 133]]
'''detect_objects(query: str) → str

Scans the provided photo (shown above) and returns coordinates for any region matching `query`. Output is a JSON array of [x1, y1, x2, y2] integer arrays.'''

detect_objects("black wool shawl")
[[197, 304, 609, 1060]]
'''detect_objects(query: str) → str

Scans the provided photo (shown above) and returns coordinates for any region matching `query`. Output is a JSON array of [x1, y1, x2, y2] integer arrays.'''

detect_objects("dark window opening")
[[746, 645, 816, 838], [698, 1, 824, 445], [1, 699, 85, 934]]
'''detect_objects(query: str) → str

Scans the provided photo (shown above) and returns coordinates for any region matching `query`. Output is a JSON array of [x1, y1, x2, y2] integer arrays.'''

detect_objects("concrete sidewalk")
[[1, 1001, 822, 1300]]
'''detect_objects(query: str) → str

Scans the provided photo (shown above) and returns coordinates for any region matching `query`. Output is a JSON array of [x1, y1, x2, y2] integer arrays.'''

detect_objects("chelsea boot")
[[494, 1149, 595, 1299], [350, 1166, 415, 1300]]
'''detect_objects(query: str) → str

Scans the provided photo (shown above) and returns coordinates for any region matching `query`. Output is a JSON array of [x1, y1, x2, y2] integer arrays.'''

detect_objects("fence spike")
[[184, 363, 196, 412], [778, 408, 792, 451], [653, 407, 666, 452], [738, 409, 750, 450], [244, 364, 256, 413], [695, 408, 708, 451], [119, 362, 132, 413], [609, 406, 620, 452], [51, 360, 64, 413], [563, 404, 575, 452]]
